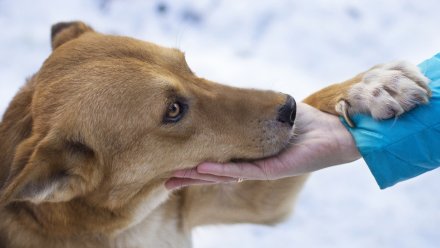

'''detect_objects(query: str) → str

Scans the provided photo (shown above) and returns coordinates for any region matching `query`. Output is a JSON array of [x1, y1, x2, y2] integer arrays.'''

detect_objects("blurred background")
[[0, 0, 439, 247]]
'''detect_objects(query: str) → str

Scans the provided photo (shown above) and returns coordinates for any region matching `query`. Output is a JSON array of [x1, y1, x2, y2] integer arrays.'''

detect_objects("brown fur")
[[0, 21, 427, 248]]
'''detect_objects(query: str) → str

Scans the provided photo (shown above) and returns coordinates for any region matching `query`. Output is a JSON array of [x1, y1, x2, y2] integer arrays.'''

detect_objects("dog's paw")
[[337, 61, 431, 127]]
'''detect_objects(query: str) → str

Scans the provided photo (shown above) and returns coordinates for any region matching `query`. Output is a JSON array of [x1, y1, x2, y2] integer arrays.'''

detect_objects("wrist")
[[332, 117, 361, 163]]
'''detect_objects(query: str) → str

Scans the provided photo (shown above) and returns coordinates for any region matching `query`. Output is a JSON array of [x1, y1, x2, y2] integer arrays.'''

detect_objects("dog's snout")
[[277, 95, 296, 127]]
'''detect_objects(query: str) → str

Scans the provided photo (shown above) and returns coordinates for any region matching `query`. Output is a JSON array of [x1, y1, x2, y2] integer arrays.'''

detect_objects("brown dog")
[[0, 22, 430, 248]]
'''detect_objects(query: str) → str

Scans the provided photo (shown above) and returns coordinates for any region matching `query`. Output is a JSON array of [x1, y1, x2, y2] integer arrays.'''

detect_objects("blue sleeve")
[[341, 53, 440, 189]]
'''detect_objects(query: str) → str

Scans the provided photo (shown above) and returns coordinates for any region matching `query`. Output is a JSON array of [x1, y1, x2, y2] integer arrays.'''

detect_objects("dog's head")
[[0, 22, 296, 227]]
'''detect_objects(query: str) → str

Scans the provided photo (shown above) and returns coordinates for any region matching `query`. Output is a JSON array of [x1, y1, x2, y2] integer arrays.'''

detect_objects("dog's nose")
[[277, 95, 296, 127]]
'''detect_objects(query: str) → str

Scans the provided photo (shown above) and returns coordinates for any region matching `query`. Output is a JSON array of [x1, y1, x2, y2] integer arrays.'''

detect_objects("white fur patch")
[[129, 186, 169, 228], [337, 61, 431, 119], [112, 186, 191, 248]]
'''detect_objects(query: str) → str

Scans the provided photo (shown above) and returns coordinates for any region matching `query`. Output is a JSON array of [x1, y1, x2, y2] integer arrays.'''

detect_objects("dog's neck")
[[1, 182, 173, 245], [0, 201, 110, 247], [6, 200, 123, 235]]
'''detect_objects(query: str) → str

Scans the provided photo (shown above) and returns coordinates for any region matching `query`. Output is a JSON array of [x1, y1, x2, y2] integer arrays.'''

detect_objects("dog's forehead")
[[44, 33, 188, 78], [82, 34, 188, 67], [41, 33, 194, 91]]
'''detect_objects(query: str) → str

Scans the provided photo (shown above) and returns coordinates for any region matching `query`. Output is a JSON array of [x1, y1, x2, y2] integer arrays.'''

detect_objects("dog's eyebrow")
[[156, 75, 186, 95], [171, 49, 185, 59], [164, 88, 186, 102], [169, 49, 194, 74]]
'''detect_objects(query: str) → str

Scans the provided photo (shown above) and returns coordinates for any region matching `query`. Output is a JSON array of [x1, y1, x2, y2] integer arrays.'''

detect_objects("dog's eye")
[[164, 101, 186, 123], [168, 103, 181, 118]]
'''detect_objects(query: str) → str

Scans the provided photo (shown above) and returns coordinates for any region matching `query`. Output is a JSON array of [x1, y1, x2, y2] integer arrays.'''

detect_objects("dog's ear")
[[51, 21, 94, 50], [0, 135, 100, 205]]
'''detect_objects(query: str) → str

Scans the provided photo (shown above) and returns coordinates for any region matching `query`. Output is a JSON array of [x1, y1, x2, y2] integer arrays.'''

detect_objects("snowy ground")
[[1, 0, 439, 247]]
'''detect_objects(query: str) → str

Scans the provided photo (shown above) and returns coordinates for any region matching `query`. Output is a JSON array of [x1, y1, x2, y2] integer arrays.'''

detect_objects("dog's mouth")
[[229, 125, 296, 164]]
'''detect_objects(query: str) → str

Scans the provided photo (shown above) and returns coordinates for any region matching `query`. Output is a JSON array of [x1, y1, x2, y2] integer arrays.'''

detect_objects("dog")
[[0, 22, 430, 248]]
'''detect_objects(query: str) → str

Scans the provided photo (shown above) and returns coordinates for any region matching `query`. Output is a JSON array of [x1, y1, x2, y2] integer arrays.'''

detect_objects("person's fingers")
[[172, 169, 237, 182], [165, 178, 217, 190], [197, 161, 276, 180]]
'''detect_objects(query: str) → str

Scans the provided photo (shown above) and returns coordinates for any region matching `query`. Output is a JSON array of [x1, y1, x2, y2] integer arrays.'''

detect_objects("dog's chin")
[[265, 125, 296, 157], [230, 125, 296, 163]]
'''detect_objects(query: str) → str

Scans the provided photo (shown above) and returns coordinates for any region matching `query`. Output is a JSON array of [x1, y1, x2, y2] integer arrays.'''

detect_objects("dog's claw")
[[336, 100, 355, 128]]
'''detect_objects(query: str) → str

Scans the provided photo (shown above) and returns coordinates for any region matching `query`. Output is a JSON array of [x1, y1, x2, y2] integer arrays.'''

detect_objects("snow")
[[1, 0, 439, 247]]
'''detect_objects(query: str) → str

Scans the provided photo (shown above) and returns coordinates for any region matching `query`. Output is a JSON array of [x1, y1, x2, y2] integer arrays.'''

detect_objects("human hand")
[[165, 102, 361, 190]]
